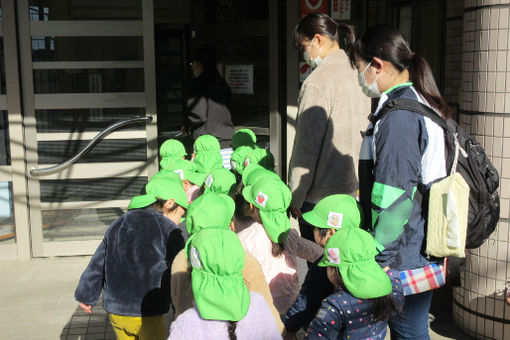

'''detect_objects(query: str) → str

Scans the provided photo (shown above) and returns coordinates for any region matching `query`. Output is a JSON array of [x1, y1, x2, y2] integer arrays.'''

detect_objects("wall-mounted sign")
[[299, 62, 313, 83], [331, 0, 351, 20], [225, 64, 253, 94], [300, 0, 328, 17]]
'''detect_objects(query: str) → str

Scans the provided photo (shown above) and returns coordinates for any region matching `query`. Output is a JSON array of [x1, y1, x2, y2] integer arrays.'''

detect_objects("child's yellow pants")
[[108, 313, 166, 340]]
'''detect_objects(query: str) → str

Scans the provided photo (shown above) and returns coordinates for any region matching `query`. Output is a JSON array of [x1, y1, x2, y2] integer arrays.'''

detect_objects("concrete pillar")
[[453, 1, 510, 339]]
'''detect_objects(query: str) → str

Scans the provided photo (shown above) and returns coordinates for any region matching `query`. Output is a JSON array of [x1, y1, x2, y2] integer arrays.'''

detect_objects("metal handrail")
[[30, 116, 153, 177]]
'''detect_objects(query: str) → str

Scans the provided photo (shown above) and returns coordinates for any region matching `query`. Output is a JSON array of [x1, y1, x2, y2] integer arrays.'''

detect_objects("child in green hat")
[[203, 167, 237, 197], [159, 139, 186, 170], [168, 229, 282, 340], [229, 145, 254, 177], [230, 128, 257, 150], [245, 147, 275, 172], [75, 177, 188, 340], [283, 194, 364, 336], [238, 177, 322, 314], [169, 192, 285, 333], [305, 228, 403, 339], [192, 134, 223, 169]]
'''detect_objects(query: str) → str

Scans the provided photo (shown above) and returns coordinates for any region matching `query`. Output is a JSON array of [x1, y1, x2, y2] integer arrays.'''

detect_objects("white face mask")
[[303, 38, 322, 68], [357, 61, 380, 98]]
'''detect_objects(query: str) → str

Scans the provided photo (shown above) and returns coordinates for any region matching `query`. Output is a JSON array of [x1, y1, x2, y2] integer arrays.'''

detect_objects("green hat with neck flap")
[[242, 178, 291, 244], [302, 194, 363, 230], [186, 229, 250, 321], [203, 167, 237, 196], [159, 139, 186, 169], [230, 129, 257, 150], [185, 192, 235, 235], [318, 228, 392, 299]]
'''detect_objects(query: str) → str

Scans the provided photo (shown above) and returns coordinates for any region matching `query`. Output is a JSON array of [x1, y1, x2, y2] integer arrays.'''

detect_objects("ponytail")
[[337, 23, 355, 54], [349, 24, 450, 119], [294, 13, 356, 52], [227, 320, 237, 340], [409, 54, 450, 119]]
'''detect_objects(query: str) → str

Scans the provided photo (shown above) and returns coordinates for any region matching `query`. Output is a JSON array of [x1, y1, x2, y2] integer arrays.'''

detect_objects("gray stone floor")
[[0, 256, 474, 340]]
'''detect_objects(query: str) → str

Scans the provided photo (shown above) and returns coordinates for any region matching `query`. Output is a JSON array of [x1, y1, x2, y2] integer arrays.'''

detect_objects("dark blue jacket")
[[305, 269, 404, 340], [358, 85, 447, 271], [74, 209, 185, 316], [283, 259, 335, 332]]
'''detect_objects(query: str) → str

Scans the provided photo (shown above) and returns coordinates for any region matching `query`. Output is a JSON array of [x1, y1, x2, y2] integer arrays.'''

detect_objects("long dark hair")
[[294, 13, 355, 54], [348, 24, 450, 119], [227, 320, 237, 340], [330, 268, 399, 321]]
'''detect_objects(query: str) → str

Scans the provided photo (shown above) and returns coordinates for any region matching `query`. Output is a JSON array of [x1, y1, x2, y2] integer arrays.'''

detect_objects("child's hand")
[[290, 207, 302, 219], [383, 266, 390, 273], [79, 303, 92, 314]]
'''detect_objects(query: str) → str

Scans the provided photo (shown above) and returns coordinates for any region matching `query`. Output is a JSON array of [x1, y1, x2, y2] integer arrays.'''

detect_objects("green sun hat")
[[245, 147, 275, 171], [242, 164, 280, 187], [159, 139, 186, 169], [318, 228, 392, 299], [150, 169, 182, 183], [185, 192, 235, 235], [192, 152, 223, 186], [230, 129, 257, 150], [186, 229, 250, 321], [302, 194, 363, 230], [164, 159, 199, 183], [194, 134, 220, 154], [128, 177, 188, 210], [203, 168, 237, 196], [230, 146, 253, 175], [242, 178, 291, 244]]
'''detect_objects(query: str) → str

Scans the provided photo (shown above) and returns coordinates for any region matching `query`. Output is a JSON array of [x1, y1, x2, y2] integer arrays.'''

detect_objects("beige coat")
[[170, 249, 284, 334], [289, 49, 370, 208]]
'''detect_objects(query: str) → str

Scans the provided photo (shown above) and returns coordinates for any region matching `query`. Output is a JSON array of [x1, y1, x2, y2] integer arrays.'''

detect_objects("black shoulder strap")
[[372, 98, 448, 131]]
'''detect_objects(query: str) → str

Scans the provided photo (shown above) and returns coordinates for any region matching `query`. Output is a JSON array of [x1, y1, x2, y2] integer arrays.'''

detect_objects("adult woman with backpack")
[[348, 24, 450, 340]]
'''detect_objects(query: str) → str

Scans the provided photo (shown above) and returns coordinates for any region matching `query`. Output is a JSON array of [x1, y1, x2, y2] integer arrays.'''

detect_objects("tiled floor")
[[0, 256, 474, 340]]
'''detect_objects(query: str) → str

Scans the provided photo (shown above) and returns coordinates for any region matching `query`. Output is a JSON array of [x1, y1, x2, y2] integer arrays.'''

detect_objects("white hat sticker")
[[190, 246, 202, 269], [205, 174, 214, 188], [256, 191, 269, 208], [327, 212, 343, 229], [244, 158, 250, 167], [327, 248, 341, 264], [174, 169, 184, 180], [231, 160, 237, 170]]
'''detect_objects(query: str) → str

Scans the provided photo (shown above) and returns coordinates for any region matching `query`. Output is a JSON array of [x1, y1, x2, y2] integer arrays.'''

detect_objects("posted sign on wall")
[[225, 65, 253, 94], [300, 0, 328, 17], [331, 0, 351, 20]]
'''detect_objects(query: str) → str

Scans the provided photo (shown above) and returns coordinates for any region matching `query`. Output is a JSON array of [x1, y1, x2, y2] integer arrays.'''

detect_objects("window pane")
[[40, 177, 146, 202], [0, 111, 10, 166], [0, 182, 15, 245], [29, 0, 142, 21], [0, 38, 6, 94], [36, 108, 146, 133], [32, 37, 143, 62], [42, 208, 124, 242], [38, 139, 147, 164], [33, 69, 144, 93]]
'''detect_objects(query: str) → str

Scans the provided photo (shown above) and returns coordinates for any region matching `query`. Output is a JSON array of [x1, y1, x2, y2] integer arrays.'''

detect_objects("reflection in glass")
[[36, 108, 145, 133], [29, 0, 142, 21], [0, 182, 15, 245], [38, 139, 147, 164], [33, 69, 144, 93], [42, 208, 124, 242], [32, 37, 143, 62]]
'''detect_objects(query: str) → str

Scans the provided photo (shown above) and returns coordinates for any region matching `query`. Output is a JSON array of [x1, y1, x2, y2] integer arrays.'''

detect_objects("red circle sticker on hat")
[[256, 191, 268, 208]]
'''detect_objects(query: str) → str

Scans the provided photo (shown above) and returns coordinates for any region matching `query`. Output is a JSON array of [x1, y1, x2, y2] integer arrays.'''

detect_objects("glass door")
[[16, 0, 158, 257]]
